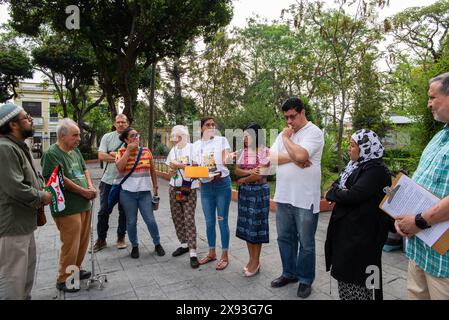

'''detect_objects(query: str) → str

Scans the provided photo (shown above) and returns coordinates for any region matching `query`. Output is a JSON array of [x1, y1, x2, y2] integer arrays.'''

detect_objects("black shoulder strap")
[[103, 142, 125, 175]]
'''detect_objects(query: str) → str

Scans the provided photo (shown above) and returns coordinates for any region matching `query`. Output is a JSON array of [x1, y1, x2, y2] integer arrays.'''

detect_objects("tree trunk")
[[119, 76, 133, 124], [117, 53, 139, 124], [148, 63, 157, 150], [101, 72, 117, 119], [336, 91, 347, 172], [47, 72, 68, 118], [173, 60, 183, 124], [332, 94, 337, 131], [336, 113, 345, 172], [87, 126, 96, 149]]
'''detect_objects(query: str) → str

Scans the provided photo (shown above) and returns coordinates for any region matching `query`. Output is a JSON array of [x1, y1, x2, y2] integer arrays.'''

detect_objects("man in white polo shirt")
[[92, 114, 129, 252], [269, 97, 324, 299]]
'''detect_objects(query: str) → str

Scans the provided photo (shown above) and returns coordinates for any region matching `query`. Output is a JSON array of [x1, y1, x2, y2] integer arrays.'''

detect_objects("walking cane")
[[85, 198, 108, 290]]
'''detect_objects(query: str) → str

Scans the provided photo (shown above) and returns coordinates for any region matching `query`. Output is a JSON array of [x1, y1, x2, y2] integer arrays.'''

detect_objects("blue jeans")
[[200, 176, 232, 250], [276, 202, 319, 285], [120, 190, 160, 247]]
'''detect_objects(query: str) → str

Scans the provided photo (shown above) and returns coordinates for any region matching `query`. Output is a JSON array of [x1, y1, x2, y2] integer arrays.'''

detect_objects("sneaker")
[[155, 244, 165, 256], [79, 270, 91, 280], [172, 246, 189, 257], [116, 236, 127, 249], [56, 281, 80, 293], [190, 257, 200, 269], [131, 246, 139, 259], [91, 239, 107, 253], [297, 283, 312, 298]]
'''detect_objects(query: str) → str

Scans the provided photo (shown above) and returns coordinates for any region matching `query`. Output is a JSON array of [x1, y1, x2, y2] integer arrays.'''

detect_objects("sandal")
[[216, 259, 229, 271], [199, 255, 216, 265]]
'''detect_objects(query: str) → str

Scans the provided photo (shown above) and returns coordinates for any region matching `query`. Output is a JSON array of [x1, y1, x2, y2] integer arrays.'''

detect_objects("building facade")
[[13, 82, 61, 154]]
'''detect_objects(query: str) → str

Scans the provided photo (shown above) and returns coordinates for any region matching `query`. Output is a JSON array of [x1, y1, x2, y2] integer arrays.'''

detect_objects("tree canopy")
[[8, 0, 233, 122], [0, 39, 33, 102]]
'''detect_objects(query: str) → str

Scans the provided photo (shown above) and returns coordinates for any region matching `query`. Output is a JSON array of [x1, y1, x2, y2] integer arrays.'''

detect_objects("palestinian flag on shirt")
[[44, 165, 66, 214]]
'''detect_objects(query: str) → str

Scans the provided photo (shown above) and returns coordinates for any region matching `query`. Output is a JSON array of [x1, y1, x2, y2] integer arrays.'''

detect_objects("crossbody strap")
[[103, 142, 125, 175], [118, 147, 143, 186]]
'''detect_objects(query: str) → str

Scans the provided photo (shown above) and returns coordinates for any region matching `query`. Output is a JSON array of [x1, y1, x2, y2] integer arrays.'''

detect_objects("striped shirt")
[[114, 147, 153, 192], [408, 125, 449, 277]]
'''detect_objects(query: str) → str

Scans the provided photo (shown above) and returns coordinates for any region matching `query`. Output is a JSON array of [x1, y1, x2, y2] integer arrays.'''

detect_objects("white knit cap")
[[0, 103, 24, 127]]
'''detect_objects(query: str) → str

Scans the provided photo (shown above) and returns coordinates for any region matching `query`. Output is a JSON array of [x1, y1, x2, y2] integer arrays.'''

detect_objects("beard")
[[21, 127, 34, 139]]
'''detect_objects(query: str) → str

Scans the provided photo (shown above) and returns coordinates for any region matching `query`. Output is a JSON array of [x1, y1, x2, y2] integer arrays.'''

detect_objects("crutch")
[[85, 198, 108, 290]]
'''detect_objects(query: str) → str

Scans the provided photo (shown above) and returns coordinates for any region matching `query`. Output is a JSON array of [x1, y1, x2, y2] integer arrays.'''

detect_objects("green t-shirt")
[[41, 144, 91, 217]]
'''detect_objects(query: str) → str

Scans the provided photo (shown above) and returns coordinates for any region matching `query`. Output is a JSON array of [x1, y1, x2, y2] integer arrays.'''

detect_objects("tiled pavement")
[[31, 162, 409, 300]]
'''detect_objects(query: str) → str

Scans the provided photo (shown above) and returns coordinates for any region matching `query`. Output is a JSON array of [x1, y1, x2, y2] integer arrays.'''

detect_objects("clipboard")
[[380, 172, 449, 255]]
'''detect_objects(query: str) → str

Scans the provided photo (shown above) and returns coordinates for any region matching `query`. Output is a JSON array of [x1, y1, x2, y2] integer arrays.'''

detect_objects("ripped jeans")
[[200, 176, 232, 250]]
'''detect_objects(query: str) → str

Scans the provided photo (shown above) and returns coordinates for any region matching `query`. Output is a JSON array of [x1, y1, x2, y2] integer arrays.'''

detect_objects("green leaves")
[[8, 0, 234, 121], [0, 42, 33, 102]]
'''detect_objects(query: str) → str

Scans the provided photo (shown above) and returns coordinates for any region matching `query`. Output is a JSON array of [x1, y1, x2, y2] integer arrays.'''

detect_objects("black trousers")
[[97, 181, 127, 240]]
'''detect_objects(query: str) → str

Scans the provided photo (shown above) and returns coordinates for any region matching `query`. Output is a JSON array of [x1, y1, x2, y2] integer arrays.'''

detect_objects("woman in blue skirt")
[[235, 123, 271, 277]]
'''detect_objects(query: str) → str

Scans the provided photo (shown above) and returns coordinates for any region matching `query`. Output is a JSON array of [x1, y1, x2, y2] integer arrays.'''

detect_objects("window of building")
[[22, 101, 42, 117], [49, 103, 59, 122], [50, 132, 57, 145]]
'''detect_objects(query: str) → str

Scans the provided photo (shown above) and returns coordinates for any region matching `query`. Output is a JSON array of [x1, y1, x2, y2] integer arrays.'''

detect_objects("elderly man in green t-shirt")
[[41, 118, 97, 293]]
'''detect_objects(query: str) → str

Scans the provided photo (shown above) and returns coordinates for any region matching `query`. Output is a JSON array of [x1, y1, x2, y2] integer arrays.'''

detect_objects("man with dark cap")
[[0, 103, 53, 300]]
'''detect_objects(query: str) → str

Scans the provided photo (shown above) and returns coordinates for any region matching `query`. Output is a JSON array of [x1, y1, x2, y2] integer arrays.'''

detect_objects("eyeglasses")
[[284, 112, 299, 121], [17, 114, 33, 122], [128, 133, 140, 139]]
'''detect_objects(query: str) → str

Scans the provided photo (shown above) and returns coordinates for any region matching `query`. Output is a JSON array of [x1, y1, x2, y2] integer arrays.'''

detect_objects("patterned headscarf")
[[338, 129, 384, 189]]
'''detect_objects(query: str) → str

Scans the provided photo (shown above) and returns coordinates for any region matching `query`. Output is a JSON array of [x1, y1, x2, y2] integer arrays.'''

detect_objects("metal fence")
[[153, 156, 168, 173]]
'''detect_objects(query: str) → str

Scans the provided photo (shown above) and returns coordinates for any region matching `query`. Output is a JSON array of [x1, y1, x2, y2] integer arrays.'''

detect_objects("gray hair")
[[115, 114, 128, 122], [429, 72, 449, 95], [171, 125, 190, 141], [57, 118, 78, 138]]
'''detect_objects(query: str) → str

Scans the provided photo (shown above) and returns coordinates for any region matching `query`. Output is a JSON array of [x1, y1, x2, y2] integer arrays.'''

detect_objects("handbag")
[[174, 169, 193, 203], [181, 179, 193, 195], [37, 206, 47, 226], [108, 147, 143, 208]]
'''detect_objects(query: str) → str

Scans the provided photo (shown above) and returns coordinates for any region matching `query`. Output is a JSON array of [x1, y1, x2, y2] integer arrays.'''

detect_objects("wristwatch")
[[415, 213, 431, 229]]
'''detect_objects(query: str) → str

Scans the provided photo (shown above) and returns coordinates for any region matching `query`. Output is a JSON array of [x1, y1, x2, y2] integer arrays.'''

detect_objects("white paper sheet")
[[381, 174, 449, 248]]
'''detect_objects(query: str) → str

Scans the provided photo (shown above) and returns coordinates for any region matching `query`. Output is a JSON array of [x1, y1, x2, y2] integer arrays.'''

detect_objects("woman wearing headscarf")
[[324, 129, 394, 300]]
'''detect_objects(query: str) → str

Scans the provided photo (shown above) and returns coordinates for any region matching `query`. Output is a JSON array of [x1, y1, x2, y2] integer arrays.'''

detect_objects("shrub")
[[153, 142, 169, 156], [81, 148, 98, 160], [383, 157, 419, 176]]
